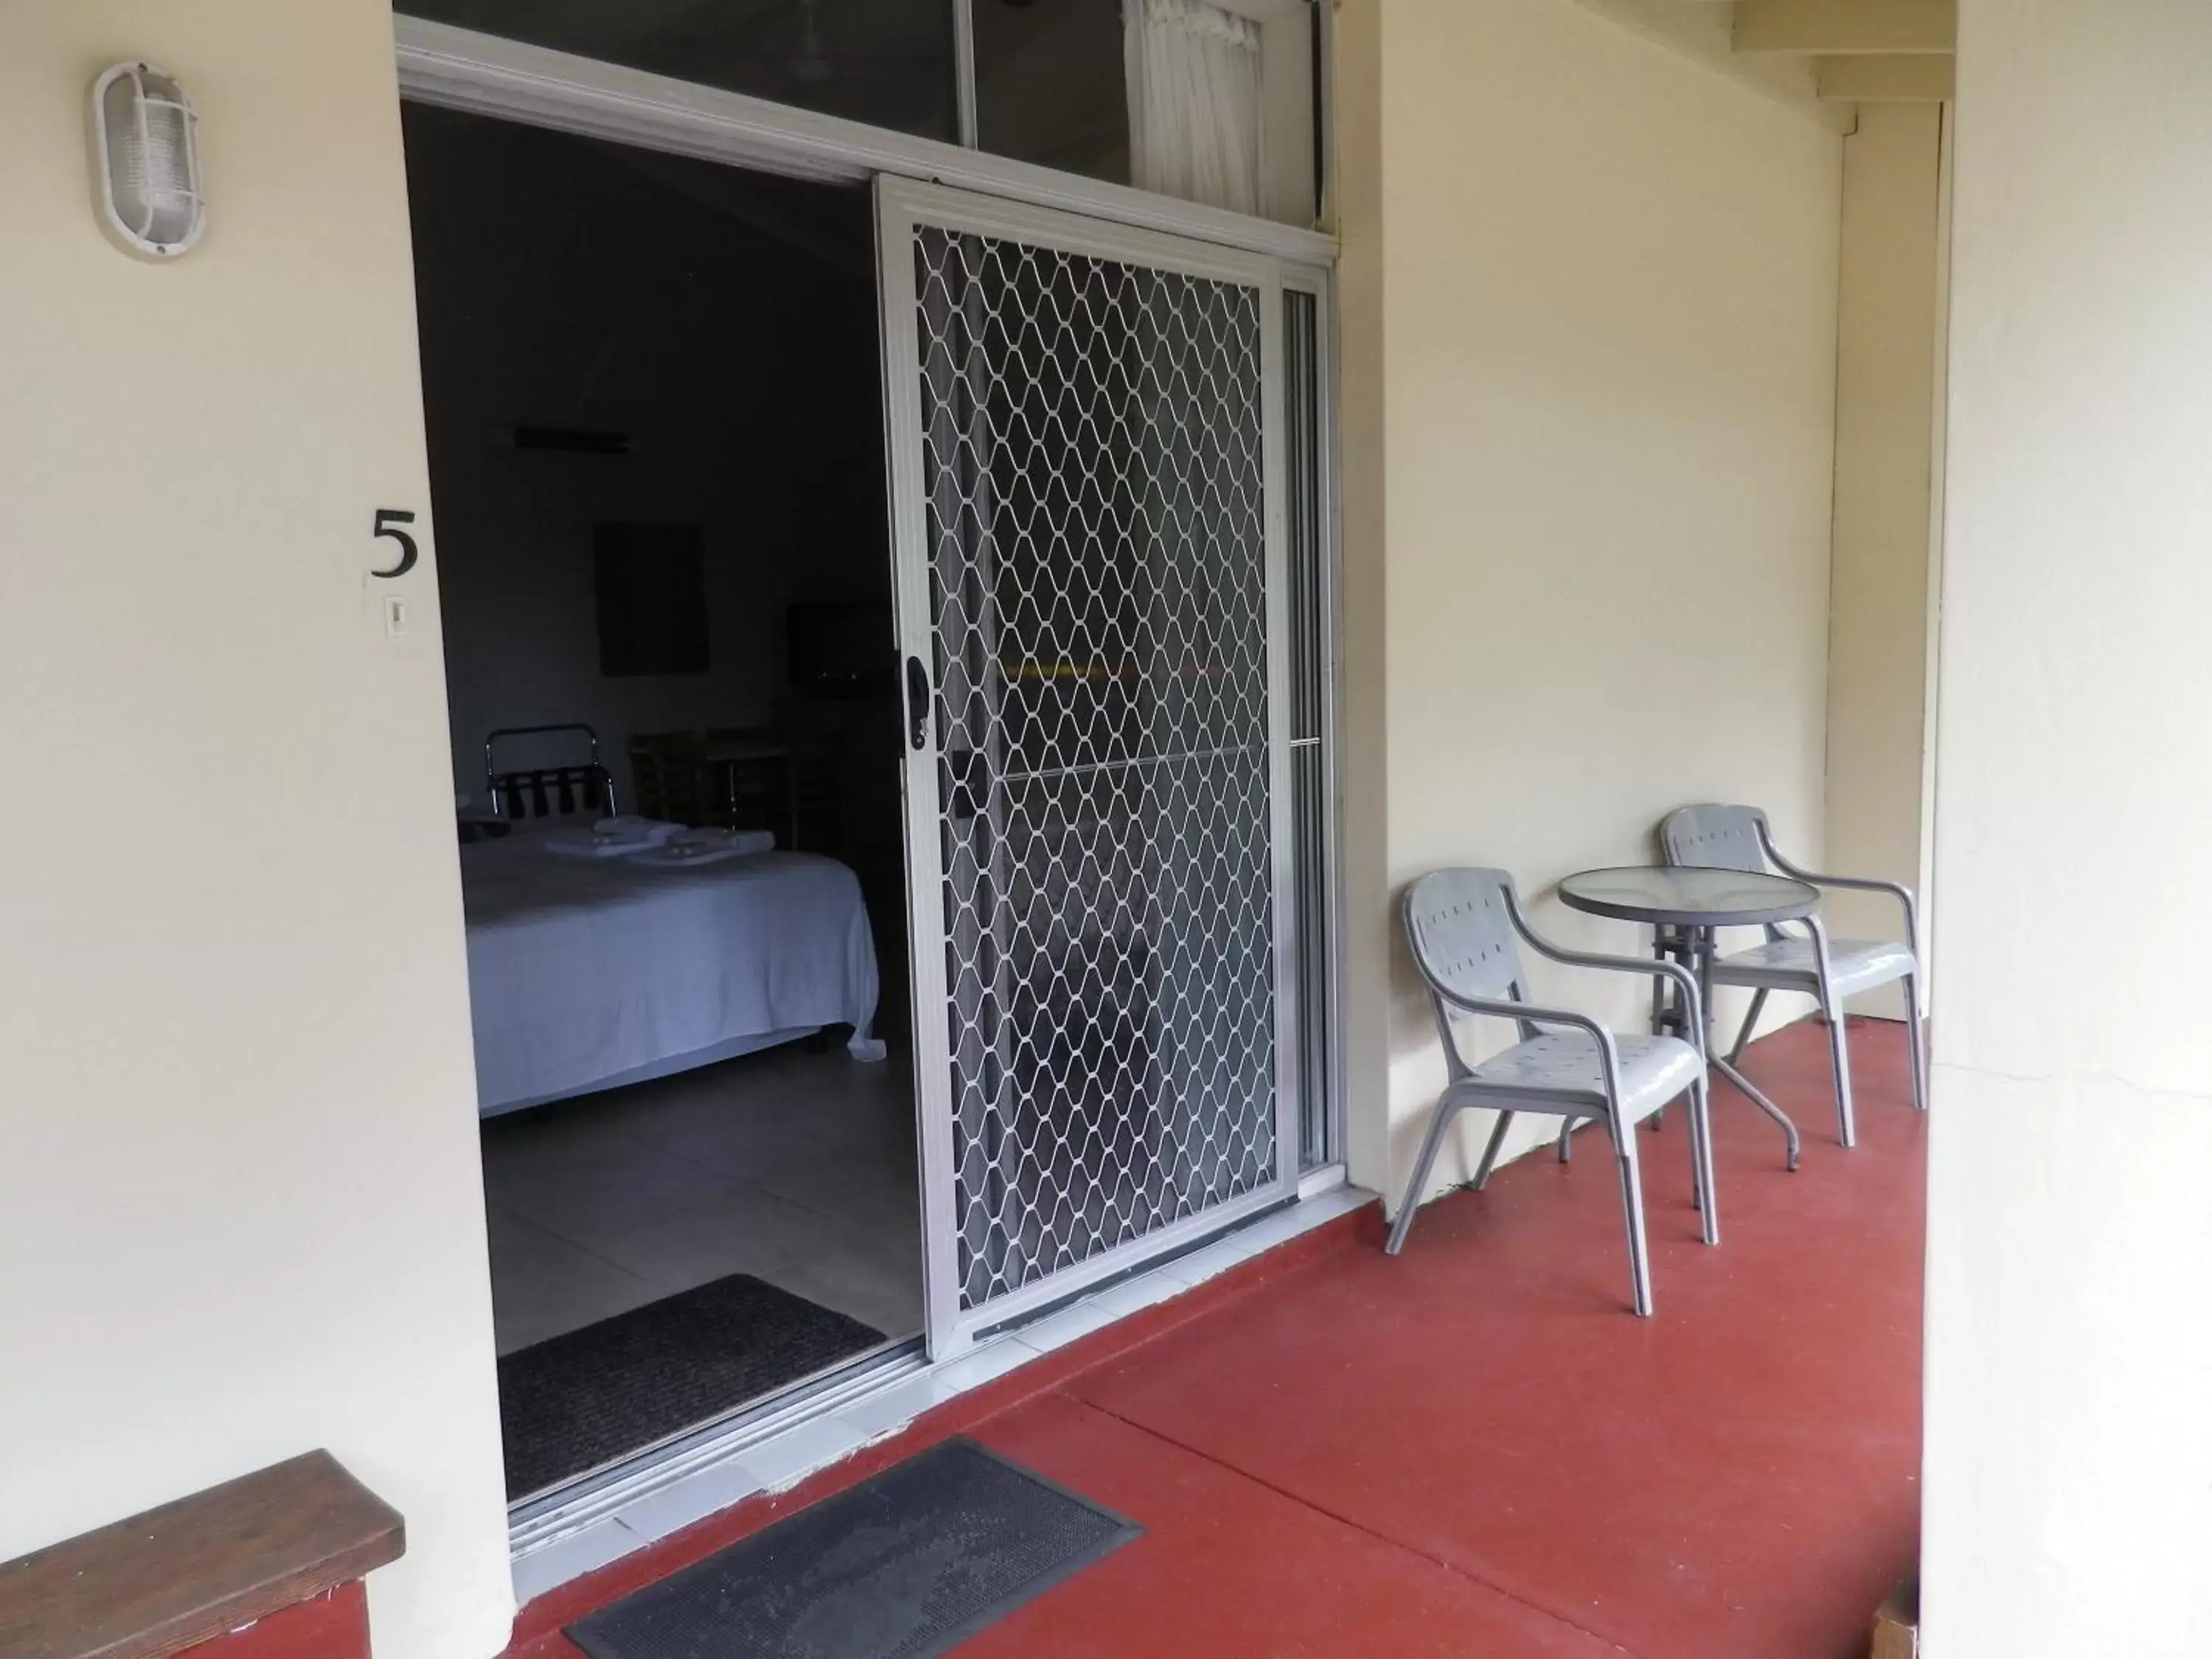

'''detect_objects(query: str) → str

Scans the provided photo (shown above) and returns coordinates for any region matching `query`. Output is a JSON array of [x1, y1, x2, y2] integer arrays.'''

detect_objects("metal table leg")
[[1644, 925, 1677, 1131], [1648, 924, 1800, 1172], [1691, 925, 1801, 1172]]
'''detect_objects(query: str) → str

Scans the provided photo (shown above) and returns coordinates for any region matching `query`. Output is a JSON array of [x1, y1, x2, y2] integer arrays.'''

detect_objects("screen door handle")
[[905, 656, 930, 751]]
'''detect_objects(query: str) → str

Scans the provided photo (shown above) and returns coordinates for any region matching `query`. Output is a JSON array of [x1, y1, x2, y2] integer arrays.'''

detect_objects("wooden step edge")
[[0, 1450, 405, 1659]]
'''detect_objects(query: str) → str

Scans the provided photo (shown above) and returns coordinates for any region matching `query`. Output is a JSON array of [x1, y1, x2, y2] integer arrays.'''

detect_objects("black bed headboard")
[[483, 724, 622, 820]]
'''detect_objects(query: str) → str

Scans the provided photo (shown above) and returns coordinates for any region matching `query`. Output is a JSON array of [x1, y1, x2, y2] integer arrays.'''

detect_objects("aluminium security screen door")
[[875, 177, 1302, 1356]]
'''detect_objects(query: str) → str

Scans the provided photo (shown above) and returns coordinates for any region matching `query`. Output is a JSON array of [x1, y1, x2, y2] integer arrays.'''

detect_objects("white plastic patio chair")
[[1658, 804, 1927, 1151], [1391, 868, 1717, 1317]]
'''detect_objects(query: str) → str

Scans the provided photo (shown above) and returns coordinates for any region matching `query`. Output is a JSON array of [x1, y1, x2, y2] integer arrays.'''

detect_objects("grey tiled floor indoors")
[[479, 1045, 924, 1356]]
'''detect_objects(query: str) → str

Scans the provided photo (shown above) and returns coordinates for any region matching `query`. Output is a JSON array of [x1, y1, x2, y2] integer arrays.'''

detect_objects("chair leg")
[[1805, 919, 1856, 1149], [1555, 1117, 1572, 1164], [1728, 987, 1768, 1066], [1646, 942, 1671, 1138], [1474, 1110, 1518, 1189], [1902, 971, 1930, 1113], [1685, 1091, 1703, 1207], [1385, 1096, 1465, 1256], [1612, 1116, 1655, 1316], [1689, 1077, 1719, 1246], [1823, 987, 1857, 1150]]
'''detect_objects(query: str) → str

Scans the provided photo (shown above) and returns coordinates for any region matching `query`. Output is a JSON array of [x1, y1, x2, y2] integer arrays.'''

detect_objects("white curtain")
[[1124, 0, 1265, 218]]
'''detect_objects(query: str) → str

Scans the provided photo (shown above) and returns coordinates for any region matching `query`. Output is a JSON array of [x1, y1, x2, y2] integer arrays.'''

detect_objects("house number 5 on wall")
[[370, 508, 419, 578]]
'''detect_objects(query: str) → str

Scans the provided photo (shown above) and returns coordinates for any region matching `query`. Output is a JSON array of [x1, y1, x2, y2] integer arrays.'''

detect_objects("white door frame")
[[391, 18, 1349, 1532], [391, 28, 1348, 1198]]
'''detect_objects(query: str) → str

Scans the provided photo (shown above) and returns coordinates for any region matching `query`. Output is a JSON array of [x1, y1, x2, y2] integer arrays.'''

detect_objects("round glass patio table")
[[1555, 866, 1816, 929], [1556, 866, 1819, 1169]]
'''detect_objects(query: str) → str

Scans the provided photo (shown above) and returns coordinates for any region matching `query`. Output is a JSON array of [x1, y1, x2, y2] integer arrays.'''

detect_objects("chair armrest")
[[1427, 987, 1627, 1099], [1755, 823, 1919, 956], [1430, 987, 1608, 1041], [1504, 888, 1705, 1054]]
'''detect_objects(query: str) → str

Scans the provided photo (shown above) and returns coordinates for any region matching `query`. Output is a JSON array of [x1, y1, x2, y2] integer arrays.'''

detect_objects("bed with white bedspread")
[[461, 822, 884, 1116]]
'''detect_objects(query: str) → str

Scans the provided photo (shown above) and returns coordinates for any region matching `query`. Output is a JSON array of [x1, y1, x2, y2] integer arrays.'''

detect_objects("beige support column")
[[1823, 102, 1944, 1017], [1331, 0, 1394, 1199], [1924, 1, 2212, 1651]]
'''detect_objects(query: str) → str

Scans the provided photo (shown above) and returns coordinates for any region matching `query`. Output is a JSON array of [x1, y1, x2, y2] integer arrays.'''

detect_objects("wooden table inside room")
[[629, 727, 844, 849], [703, 734, 790, 770], [703, 733, 793, 835]]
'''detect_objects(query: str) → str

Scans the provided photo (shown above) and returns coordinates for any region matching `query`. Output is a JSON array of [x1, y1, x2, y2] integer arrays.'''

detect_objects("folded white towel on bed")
[[542, 818, 684, 858], [595, 816, 682, 844], [675, 827, 773, 853], [627, 827, 776, 867], [543, 838, 650, 858]]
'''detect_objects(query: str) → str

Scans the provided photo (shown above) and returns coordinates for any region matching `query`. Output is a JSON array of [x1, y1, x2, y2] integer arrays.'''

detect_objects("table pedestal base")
[[1713, 1054, 1801, 1172], [1652, 925, 1801, 1172]]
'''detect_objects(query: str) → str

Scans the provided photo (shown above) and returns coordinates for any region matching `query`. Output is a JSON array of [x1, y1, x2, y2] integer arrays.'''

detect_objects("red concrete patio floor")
[[507, 1018, 1924, 1659]]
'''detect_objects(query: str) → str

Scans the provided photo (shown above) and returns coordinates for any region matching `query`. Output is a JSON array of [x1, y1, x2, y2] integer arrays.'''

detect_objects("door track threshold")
[[509, 1178, 1369, 1605]]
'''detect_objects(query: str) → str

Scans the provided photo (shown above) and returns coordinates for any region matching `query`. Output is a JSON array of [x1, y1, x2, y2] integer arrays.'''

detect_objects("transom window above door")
[[398, 0, 961, 139], [396, 0, 1321, 226]]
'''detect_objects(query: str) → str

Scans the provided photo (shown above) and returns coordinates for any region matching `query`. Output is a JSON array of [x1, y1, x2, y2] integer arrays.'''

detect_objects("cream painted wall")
[[1823, 102, 1944, 1017], [0, 7, 513, 1658], [1924, 1, 2212, 1651], [1343, 0, 1844, 1209]]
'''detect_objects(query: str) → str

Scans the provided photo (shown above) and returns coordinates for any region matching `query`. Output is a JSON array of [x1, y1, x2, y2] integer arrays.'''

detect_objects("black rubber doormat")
[[566, 1436, 1142, 1659], [499, 1274, 886, 1500]]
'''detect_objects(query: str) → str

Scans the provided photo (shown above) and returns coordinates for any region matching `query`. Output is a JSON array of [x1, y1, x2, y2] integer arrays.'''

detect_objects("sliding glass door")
[[875, 178, 1301, 1355]]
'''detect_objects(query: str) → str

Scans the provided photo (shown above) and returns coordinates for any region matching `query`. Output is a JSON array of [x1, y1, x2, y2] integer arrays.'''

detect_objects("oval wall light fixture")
[[89, 62, 206, 259]]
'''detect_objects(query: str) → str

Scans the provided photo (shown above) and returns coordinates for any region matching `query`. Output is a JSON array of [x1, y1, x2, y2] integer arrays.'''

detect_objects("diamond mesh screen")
[[911, 229, 1279, 1312]]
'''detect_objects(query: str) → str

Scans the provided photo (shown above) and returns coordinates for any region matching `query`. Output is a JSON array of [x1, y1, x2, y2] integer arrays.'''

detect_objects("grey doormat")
[[566, 1437, 1142, 1659], [498, 1274, 886, 1500]]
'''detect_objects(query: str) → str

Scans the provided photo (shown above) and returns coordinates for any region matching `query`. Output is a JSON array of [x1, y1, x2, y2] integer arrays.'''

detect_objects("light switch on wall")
[[358, 574, 431, 661]]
